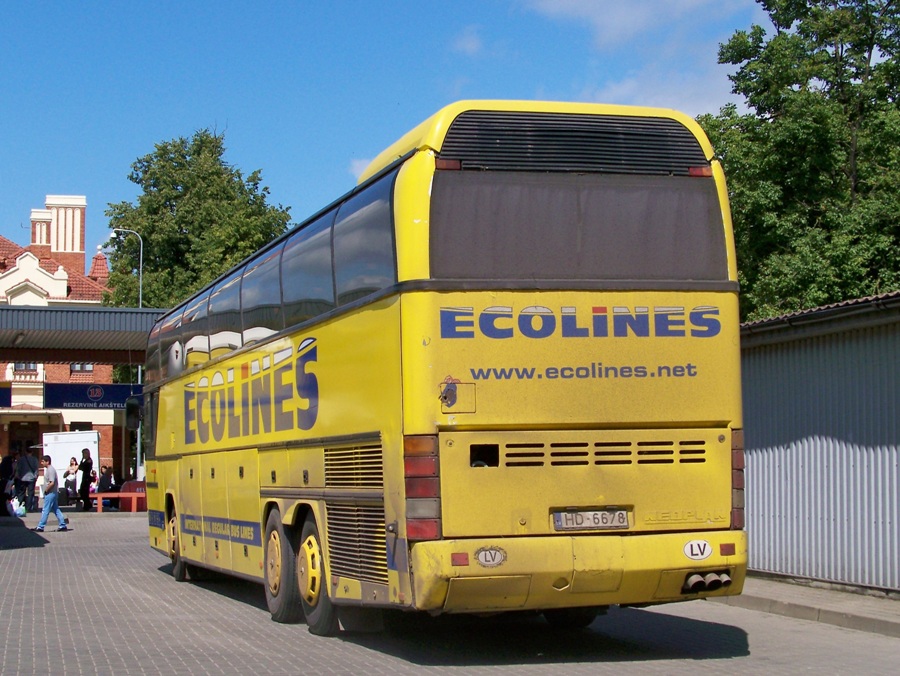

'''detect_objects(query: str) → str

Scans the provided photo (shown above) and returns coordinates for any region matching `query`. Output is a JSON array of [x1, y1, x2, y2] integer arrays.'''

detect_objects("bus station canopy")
[[0, 306, 163, 365]]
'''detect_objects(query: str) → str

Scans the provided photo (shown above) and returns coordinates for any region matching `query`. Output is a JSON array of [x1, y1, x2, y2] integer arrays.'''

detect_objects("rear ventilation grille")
[[325, 501, 388, 585], [439, 110, 708, 175], [504, 439, 708, 467], [324, 444, 384, 489]]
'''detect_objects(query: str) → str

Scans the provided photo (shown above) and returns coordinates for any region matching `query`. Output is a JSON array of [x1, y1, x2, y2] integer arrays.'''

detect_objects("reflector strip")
[[451, 552, 469, 566], [731, 428, 744, 530]]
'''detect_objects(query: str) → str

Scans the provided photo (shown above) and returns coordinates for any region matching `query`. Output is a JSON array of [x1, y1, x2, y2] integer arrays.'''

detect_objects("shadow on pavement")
[[155, 563, 269, 612], [147, 556, 749, 666], [346, 606, 749, 666], [0, 517, 51, 550]]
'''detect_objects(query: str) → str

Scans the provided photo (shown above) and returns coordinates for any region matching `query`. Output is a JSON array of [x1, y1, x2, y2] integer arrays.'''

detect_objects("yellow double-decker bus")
[[138, 100, 747, 636]]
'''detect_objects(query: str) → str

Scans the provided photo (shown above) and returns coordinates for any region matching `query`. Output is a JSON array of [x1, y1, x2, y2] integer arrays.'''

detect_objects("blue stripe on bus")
[[148, 510, 166, 530], [180, 513, 262, 546]]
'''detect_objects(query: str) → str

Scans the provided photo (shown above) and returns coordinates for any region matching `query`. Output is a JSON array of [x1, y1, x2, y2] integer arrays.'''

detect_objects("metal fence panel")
[[742, 324, 899, 591]]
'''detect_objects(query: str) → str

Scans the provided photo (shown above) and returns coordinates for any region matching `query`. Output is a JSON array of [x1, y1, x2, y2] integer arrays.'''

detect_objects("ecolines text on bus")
[[440, 305, 721, 339]]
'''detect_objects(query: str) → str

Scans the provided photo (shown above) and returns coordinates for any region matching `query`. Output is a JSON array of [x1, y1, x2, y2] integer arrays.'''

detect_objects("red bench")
[[95, 492, 146, 512], [95, 480, 147, 512]]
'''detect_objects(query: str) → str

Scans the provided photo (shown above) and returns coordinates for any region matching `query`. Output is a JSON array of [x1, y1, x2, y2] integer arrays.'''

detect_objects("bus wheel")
[[264, 509, 303, 623], [297, 515, 338, 636], [168, 512, 188, 582], [543, 606, 599, 629]]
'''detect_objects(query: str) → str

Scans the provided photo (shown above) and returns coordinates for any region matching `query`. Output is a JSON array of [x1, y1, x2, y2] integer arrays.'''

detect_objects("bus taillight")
[[731, 428, 745, 529], [404, 435, 442, 540]]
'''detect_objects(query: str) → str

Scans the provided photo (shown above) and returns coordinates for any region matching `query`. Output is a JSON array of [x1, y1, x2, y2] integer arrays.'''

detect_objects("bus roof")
[[357, 100, 713, 184]]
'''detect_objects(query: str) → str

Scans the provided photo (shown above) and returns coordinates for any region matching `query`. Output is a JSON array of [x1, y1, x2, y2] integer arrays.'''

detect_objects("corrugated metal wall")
[[742, 323, 900, 591]]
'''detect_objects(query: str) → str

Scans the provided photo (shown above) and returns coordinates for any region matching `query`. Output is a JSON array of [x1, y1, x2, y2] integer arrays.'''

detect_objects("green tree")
[[104, 129, 291, 309], [699, 0, 900, 320]]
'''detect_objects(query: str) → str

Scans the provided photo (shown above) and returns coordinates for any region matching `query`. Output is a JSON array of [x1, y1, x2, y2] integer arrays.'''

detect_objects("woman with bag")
[[63, 457, 79, 501]]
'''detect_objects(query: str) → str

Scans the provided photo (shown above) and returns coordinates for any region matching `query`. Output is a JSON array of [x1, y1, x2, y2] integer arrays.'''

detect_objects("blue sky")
[[0, 1, 766, 272]]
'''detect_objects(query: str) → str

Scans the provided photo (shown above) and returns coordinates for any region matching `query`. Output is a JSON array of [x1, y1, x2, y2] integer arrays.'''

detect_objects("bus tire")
[[542, 606, 600, 629], [168, 512, 188, 583], [298, 515, 338, 636], [264, 509, 303, 623]]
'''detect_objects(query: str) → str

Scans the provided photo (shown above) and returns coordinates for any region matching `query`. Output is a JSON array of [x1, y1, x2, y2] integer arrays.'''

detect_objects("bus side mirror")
[[125, 396, 142, 431]]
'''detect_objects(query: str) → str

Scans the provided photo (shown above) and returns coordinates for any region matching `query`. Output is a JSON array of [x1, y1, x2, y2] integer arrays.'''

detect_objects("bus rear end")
[[393, 103, 746, 621]]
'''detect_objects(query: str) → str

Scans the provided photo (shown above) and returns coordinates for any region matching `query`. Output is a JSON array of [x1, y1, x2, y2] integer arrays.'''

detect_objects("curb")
[[710, 581, 900, 639]]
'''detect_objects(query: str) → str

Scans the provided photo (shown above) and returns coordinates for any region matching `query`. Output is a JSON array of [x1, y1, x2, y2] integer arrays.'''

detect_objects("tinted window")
[[181, 292, 210, 367], [282, 211, 336, 327], [430, 171, 727, 282], [333, 171, 396, 305], [141, 391, 157, 460], [158, 309, 184, 380], [207, 269, 244, 356], [242, 245, 284, 343], [144, 322, 162, 385]]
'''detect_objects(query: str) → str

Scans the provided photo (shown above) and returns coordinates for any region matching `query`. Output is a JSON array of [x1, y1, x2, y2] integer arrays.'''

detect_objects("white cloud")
[[452, 25, 484, 56], [524, 0, 762, 115], [580, 63, 742, 118], [349, 158, 371, 179], [525, 0, 753, 50]]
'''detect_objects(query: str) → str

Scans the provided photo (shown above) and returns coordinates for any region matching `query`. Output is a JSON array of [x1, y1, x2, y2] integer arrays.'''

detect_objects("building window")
[[14, 362, 37, 372], [70, 363, 94, 373]]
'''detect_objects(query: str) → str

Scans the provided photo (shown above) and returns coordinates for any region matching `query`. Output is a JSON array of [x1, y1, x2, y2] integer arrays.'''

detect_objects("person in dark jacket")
[[1, 449, 18, 515], [78, 448, 93, 511], [15, 449, 39, 512], [97, 465, 119, 510]]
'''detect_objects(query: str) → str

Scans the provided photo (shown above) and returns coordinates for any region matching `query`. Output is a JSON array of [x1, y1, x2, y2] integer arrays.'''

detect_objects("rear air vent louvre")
[[324, 444, 383, 489], [439, 111, 708, 176], [497, 437, 708, 467], [325, 501, 387, 585]]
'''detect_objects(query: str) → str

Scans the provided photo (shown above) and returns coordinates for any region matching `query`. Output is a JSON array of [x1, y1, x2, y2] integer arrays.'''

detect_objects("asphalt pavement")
[[3, 505, 899, 644]]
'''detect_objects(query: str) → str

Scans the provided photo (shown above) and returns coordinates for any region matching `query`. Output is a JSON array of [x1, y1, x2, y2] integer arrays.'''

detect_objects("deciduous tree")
[[105, 129, 291, 309], [699, 0, 900, 320]]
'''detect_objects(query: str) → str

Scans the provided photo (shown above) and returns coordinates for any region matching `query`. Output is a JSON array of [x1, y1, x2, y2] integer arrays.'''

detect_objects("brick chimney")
[[38, 195, 88, 274], [30, 208, 52, 260]]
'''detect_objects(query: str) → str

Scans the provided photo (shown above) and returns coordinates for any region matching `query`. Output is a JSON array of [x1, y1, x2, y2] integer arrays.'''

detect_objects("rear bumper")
[[409, 530, 747, 613]]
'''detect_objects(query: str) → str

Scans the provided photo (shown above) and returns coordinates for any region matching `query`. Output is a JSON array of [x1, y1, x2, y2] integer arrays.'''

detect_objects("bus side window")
[[282, 211, 336, 328], [208, 268, 244, 359], [141, 391, 157, 460], [181, 291, 211, 368], [333, 170, 397, 306], [242, 244, 285, 344], [158, 309, 184, 381], [144, 322, 162, 385]]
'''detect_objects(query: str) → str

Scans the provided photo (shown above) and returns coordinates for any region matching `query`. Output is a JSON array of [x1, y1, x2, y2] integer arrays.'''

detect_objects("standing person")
[[63, 457, 79, 501], [15, 448, 39, 512], [97, 466, 120, 511], [31, 455, 69, 532], [1, 449, 16, 496], [1, 449, 17, 516], [77, 448, 93, 512]]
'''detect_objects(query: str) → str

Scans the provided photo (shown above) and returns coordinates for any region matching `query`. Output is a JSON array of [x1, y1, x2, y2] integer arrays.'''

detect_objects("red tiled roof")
[[0, 234, 109, 301], [88, 253, 110, 284], [0, 235, 26, 270]]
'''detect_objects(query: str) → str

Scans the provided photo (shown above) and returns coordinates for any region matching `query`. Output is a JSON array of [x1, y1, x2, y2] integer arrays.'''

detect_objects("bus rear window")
[[430, 171, 727, 282]]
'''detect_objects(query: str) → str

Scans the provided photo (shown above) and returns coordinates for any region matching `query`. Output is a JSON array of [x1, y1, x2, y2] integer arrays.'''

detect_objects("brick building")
[[0, 195, 125, 476]]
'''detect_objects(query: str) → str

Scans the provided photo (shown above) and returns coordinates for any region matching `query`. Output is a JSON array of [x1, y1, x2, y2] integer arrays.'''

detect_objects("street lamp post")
[[113, 228, 144, 479]]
